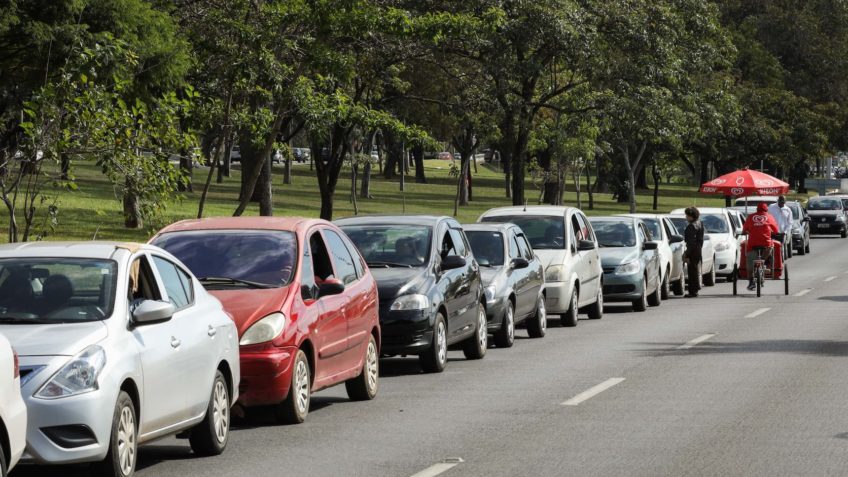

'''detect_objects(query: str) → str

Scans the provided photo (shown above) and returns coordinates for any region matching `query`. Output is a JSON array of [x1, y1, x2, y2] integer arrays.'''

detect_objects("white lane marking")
[[677, 333, 716, 350], [561, 378, 626, 406], [793, 288, 813, 297], [745, 307, 771, 318], [410, 459, 464, 477], [825, 275, 838, 282]]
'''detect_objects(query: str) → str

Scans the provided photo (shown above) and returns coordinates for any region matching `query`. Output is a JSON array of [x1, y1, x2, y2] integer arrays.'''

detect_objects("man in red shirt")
[[742, 202, 779, 290]]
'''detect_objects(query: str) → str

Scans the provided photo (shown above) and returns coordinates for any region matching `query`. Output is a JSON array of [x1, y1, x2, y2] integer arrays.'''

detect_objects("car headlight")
[[546, 265, 565, 282], [240, 312, 286, 345], [615, 261, 640, 275], [390, 294, 430, 311], [791, 224, 801, 234], [484, 285, 496, 303], [35, 345, 106, 399]]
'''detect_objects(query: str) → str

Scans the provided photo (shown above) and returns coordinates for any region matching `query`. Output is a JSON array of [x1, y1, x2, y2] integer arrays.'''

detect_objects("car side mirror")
[[577, 240, 595, 251], [511, 258, 530, 269], [441, 255, 466, 271], [803, 216, 811, 222], [643, 241, 659, 251], [669, 235, 684, 244], [132, 300, 175, 325], [317, 278, 345, 298]]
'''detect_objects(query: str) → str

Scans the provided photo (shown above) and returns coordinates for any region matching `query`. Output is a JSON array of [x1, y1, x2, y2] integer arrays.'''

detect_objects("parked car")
[[152, 217, 380, 424], [292, 147, 310, 163], [665, 214, 717, 287], [670, 207, 740, 282], [0, 333, 26, 477], [229, 145, 241, 163], [0, 242, 239, 477], [589, 217, 662, 311], [479, 206, 603, 326], [438, 151, 453, 161], [336, 216, 486, 373], [786, 201, 811, 255], [806, 196, 848, 238], [463, 223, 547, 346], [619, 214, 686, 297]]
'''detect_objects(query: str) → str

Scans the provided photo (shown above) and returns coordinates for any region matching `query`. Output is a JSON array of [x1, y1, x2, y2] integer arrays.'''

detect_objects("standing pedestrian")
[[683, 206, 704, 298], [767, 195, 792, 255]]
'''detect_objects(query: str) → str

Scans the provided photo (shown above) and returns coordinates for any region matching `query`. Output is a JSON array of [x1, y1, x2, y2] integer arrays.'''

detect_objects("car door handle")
[[170, 337, 181, 348], [207, 325, 217, 337]]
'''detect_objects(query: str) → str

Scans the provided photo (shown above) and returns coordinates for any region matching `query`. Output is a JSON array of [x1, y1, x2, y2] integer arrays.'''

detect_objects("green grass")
[[3, 159, 734, 243]]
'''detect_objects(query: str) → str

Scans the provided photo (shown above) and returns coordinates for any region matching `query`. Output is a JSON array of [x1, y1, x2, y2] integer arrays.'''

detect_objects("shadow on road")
[[642, 339, 848, 357], [818, 295, 848, 302]]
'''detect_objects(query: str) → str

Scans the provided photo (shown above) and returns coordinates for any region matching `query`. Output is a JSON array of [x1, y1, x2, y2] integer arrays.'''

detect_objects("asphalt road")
[[15, 235, 848, 477]]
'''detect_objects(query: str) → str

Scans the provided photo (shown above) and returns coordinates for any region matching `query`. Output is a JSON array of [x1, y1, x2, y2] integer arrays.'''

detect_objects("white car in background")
[[670, 208, 740, 282], [479, 206, 603, 327], [619, 214, 686, 298], [0, 242, 240, 477], [665, 214, 717, 287], [0, 333, 26, 477]]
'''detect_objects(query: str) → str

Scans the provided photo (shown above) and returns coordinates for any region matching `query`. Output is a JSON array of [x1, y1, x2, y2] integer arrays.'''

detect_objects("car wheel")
[[660, 267, 670, 300], [842, 228, 847, 239], [787, 243, 793, 259], [672, 271, 685, 296], [586, 286, 603, 320], [703, 260, 716, 286], [346, 335, 379, 401], [1, 435, 6, 477], [94, 391, 137, 477], [493, 302, 515, 348], [190, 371, 230, 456], [277, 350, 310, 424], [420, 314, 448, 373], [647, 274, 662, 307], [527, 295, 547, 338], [805, 237, 810, 254], [797, 241, 805, 256], [561, 288, 578, 327], [463, 303, 488, 359], [633, 277, 648, 312]]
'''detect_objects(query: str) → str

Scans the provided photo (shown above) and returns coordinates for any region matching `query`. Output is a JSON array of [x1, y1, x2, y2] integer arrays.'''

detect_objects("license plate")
[[817, 223, 830, 228]]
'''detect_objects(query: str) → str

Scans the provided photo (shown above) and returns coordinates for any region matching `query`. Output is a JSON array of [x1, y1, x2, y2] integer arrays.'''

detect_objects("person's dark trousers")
[[686, 253, 702, 296]]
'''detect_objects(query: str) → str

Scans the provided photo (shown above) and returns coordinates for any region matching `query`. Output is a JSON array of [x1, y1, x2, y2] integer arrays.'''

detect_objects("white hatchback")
[[670, 208, 740, 280], [0, 332, 26, 477], [0, 242, 240, 477]]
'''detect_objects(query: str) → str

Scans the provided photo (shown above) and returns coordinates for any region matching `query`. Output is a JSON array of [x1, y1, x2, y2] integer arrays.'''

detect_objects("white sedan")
[[0, 242, 240, 477], [0, 333, 26, 477]]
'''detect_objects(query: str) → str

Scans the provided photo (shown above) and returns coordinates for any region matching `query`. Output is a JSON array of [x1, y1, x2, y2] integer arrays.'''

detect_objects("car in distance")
[[152, 217, 381, 424], [619, 214, 685, 298], [337, 216, 487, 373], [0, 333, 26, 477], [479, 206, 603, 326], [786, 200, 811, 255], [589, 217, 662, 311], [463, 223, 547, 346], [665, 214, 717, 287], [806, 196, 848, 238], [438, 151, 453, 161], [670, 208, 738, 282], [0, 242, 239, 477]]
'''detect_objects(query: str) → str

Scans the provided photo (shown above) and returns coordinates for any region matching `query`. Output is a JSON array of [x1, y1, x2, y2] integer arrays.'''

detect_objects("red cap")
[[757, 203, 768, 213]]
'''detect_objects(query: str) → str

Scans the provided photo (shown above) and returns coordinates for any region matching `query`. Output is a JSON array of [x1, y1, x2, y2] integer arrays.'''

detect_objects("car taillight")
[[12, 348, 19, 379]]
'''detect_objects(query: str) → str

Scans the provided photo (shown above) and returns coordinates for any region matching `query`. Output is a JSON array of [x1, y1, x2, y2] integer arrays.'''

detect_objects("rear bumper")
[[237, 345, 297, 407], [602, 273, 645, 301], [379, 308, 435, 355]]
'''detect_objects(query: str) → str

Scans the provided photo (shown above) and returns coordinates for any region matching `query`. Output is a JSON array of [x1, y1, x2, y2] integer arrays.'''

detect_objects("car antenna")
[[92, 225, 101, 241]]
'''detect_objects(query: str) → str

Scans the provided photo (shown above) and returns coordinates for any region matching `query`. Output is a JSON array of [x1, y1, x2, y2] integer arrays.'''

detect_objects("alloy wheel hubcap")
[[212, 381, 229, 443], [437, 322, 447, 365], [539, 298, 547, 330], [366, 341, 378, 392], [295, 360, 309, 413], [117, 405, 136, 476], [506, 306, 514, 342], [478, 308, 487, 349]]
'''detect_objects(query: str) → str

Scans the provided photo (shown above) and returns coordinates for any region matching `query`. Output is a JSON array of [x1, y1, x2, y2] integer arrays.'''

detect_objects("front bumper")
[[791, 231, 805, 248], [4, 384, 27, 469], [544, 282, 571, 314], [601, 273, 645, 302], [810, 222, 846, 234], [713, 248, 737, 276], [379, 308, 435, 355], [237, 344, 296, 407]]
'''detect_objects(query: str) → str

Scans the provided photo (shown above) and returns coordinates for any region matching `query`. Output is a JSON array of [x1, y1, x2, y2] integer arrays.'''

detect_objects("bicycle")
[[732, 233, 789, 297]]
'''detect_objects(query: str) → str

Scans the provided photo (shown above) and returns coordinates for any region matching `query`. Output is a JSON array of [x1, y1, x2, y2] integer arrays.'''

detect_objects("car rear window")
[[480, 215, 565, 250], [341, 225, 432, 268], [465, 231, 505, 267], [589, 220, 637, 247]]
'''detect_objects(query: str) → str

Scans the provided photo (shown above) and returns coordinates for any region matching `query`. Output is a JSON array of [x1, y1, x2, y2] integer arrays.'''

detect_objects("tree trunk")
[[586, 163, 594, 210], [217, 136, 232, 183], [178, 152, 193, 192], [651, 162, 660, 211], [458, 153, 470, 206], [283, 153, 292, 185], [258, 154, 273, 216], [234, 114, 283, 216], [574, 167, 581, 210], [412, 143, 426, 183], [123, 186, 142, 229], [360, 161, 372, 198], [383, 131, 401, 179], [60, 153, 70, 181]]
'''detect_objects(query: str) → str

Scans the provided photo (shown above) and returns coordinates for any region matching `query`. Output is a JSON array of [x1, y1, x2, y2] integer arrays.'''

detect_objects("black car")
[[463, 223, 547, 348], [337, 216, 487, 373], [807, 197, 847, 238]]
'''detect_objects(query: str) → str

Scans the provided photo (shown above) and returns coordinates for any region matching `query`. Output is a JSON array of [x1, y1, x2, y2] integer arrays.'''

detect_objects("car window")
[[808, 199, 842, 210], [701, 214, 730, 233], [662, 219, 677, 238], [515, 233, 533, 260], [449, 229, 468, 257], [480, 215, 565, 249], [638, 223, 649, 242], [466, 231, 505, 267], [342, 225, 431, 268], [570, 215, 585, 242], [642, 218, 662, 240], [152, 256, 193, 310], [507, 232, 520, 259], [339, 231, 365, 278], [322, 229, 358, 285], [309, 232, 335, 282], [301, 242, 317, 301], [577, 214, 595, 242], [668, 217, 687, 235], [590, 220, 637, 247]]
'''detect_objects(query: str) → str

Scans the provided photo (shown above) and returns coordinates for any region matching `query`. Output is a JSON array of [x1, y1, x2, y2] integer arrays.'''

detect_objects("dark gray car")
[[463, 223, 546, 347]]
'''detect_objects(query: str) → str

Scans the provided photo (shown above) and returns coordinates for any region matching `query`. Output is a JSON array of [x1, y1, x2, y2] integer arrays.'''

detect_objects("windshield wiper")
[[0, 316, 55, 324], [366, 261, 414, 268], [198, 277, 276, 289]]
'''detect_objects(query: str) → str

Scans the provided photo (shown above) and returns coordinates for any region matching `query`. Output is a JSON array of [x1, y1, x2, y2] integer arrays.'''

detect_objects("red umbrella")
[[699, 168, 789, 197]]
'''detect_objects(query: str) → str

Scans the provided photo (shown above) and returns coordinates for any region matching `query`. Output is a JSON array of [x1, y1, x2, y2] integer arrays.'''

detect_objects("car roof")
[[462, 223, 514, 233], [156, 216, 321, 235], [735, 196, 778, 201], [617, 213, 664, 220], [335, 215, 452, 227], [0, 241, 150, 260], [669, 207, 727, 214]]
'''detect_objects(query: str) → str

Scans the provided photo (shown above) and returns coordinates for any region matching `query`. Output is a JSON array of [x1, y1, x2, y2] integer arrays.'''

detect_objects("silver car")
[[0, 242, 240, 477]]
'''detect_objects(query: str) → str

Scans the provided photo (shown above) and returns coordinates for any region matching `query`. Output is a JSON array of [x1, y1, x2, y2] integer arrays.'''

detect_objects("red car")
[[151, 217, 380, 423]]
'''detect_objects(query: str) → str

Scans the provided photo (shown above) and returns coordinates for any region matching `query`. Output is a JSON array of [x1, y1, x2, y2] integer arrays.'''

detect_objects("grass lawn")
[[3, 159, 734, 243]]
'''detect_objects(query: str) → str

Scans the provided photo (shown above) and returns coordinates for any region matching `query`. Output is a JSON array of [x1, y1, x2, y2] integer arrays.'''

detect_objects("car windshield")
[[480, 215, 565, 250], [341, 225, 432, 267], [787, 203, 801, 220], [0, 258, 117, 323], [808, 199, 842, 210], [465, 231, 505, 267], [701, 214, 730, 233], [590, 220, 637, 247], [640, 218, 661, 240], [152, 230, 297, 287]]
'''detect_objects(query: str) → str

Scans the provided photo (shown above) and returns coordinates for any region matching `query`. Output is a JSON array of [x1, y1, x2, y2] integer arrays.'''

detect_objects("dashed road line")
[[824, 275, 838, 282], [745, 307, 771, 318], [410, 458, 464, 477], [793, 288, 813, 297], [561, 378, 626, 406], [677, 333, 716, 350]]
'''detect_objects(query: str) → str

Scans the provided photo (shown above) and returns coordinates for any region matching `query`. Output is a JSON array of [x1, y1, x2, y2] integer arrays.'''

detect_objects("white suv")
[[0, 333, 26, 477], [671, 207, 741, 279], [479, 206, 603, 327]]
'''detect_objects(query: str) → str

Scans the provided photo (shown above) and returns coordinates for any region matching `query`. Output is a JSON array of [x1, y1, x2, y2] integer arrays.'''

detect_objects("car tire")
[[527, 295, 547, 338], [493, 302, 515, 348], [463, 303, 488, 359], [660, 267, 670, 300], [586, 286, 603, 320], [346, 335, 379, 401], [672, 272, 685, 296], [647, 275, 662, 307], [796, 242, 805, 256], [277, 350, 310, 424], [842, 228, 847, 239], [190, 371, 230, 456], [633, 278, 648, 312], [703, 260, 716, 287], [805, 237, 811, 254], [420, 314, 448, 373], [1, 436, 6, 477], [93, 391, 137, 477], [561, 288, 578, 327]]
